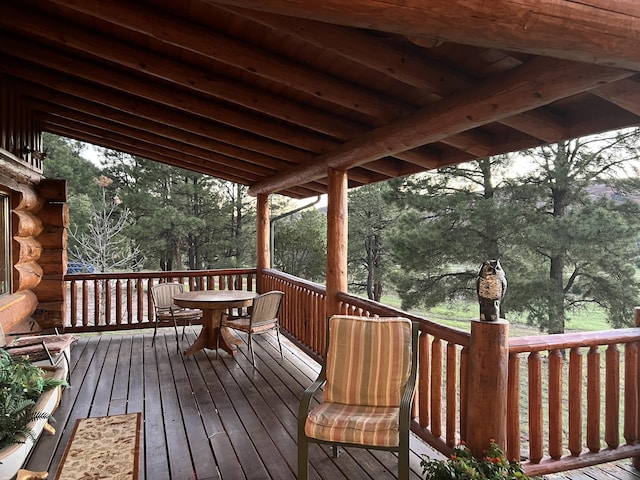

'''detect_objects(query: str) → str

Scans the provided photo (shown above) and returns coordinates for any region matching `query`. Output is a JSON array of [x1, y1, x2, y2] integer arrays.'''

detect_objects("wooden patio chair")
[[150, 282, 202, 353], [298, 315, 419, 480], [0, 324, 75, 382], [221, 290, 285, 367]]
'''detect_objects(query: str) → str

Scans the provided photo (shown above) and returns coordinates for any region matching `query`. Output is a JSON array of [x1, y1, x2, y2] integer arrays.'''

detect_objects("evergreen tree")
[[273, 208, 326, 282], [389, 156, 515, 310], [510, 133, 640, 332], [41, 133, 102, 247], [389, 132, 640, 333], [211, 181, 256, 268], [348, 183, 399, 301]]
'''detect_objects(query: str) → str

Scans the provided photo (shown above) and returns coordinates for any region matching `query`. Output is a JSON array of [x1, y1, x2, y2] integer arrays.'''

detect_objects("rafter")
[[45, 0, 409, 121], [249, 58, 634, 195], [208, 0, 640, 71]]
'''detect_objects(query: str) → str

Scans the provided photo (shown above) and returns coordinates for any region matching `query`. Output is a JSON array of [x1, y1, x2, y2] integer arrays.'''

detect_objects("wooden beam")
[[41, 120, 326, 199], [220, 5, 471, 95], [2, 63, 313, 165], [0, 42, 439, 176], [593, 77, 640, 116], [0, 37, 332, 154], [249, 58, 634, 195], [224, 4, 610, 146], [39, 107, 277, 178], [28, 101, 277, 176], [208, 0, 640, 72], [0, 3, 503, 173], [46, 0, 409, 121]]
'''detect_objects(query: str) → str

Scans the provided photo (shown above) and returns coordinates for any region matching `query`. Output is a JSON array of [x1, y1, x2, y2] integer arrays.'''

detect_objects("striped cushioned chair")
[[298, 315, 419, 480]]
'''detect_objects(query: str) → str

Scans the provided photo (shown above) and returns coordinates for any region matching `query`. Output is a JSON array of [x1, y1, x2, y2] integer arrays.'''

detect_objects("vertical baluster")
[[135, 278, 143, 323], [446, 342, 458, 447], [528, 351, 543, 463], [431, 337, 443, 439], [104, 278, 112, 326], [82, 279, 89, 326], [94, 279, 101, 326], [69, 279, 78, 328], [586, 345, 601, 452], [624, 342, 638, 445], [115, 279, 122, 325], [605, 344, 620, 448], [146, 278, 153, 325], [419, 333, 431, 430], [548, 349, 563, 459], [459, 346, 468, 445], [126, 279, 133, 324], [507, 353, 521, 462], [568, 347, 583, 456]]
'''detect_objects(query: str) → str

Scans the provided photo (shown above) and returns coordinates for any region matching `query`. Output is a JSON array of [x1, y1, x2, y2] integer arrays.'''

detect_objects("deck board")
[[25, 327, 636, 480]]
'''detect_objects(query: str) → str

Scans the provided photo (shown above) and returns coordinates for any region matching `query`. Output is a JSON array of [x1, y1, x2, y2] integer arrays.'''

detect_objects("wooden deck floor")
[[26, 327, 439, 479], [25, 327, 640, 480]]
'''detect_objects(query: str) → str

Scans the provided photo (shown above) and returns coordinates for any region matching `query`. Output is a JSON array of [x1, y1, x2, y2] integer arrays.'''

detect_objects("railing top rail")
[[262, 268, 326, 295], [262, 269, 470, 346], [509, 327, 640, 353], [64, 268, 257, 281], [336, 291, 471, 347]]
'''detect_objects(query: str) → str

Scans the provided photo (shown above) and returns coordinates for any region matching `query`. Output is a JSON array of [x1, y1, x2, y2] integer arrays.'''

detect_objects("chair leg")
[[332, 445, 340, 457], [171, 313, 180, 353], [248, 333, 256, 367], [298, 435, 309, 480], [275, 326, 283, 361], [152, 319, 158, 346], [398, 436, 410, 480]]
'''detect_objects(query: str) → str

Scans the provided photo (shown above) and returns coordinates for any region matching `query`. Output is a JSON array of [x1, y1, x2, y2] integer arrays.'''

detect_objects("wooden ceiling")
[[2, 0, 640, 199]]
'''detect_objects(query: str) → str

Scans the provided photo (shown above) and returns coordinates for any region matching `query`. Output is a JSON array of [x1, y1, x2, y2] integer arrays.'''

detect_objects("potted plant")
[[421, 441, 540, 480], [0, 349, 67, 480]]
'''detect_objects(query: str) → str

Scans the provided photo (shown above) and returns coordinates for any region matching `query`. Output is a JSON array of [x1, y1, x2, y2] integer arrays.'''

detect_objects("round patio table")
[[173, 290, 258, 357]]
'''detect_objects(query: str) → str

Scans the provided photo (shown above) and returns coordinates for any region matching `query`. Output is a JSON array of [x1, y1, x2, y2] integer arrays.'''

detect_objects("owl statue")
[[476, 259, 507, 321]]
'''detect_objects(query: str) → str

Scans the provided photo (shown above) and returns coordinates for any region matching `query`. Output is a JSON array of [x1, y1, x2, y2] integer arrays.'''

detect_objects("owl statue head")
[[479, 259, 502, 276]]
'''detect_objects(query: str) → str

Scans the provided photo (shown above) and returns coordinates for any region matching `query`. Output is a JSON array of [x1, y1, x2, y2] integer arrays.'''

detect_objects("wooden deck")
[[25, 327, 439, 479], [24, 326, 640, 480]]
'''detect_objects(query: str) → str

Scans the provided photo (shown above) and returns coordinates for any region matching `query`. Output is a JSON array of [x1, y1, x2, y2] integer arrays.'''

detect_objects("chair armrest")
[[299, 371, 326, 418], [399, 323, 420, 434]]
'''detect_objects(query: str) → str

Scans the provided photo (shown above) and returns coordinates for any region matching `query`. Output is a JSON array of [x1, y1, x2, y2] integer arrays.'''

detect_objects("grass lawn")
[[380, 294, 616, 337]]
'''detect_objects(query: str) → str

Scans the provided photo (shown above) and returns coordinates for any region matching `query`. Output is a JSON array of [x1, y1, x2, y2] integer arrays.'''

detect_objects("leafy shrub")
[[0, 349, 67, 449], [421, 441, 539, 480]]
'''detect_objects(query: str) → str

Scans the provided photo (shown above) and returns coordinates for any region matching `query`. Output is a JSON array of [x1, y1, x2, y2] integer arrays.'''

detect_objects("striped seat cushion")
[[324, 316, 413, 407], [305, 402, 400, 447]]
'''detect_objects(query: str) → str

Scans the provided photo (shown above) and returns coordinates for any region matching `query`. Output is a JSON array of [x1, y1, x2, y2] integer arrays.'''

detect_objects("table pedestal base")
[[183, 310, 242, 356]]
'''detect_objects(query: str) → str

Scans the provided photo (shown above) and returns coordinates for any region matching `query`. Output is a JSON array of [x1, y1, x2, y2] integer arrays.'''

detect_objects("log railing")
[[62, 267, 640, 476], [509, 315, 640, 476], [63, 269, 256, 332]]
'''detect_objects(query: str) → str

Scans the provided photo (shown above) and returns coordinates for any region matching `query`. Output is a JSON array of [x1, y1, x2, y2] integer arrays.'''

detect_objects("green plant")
[[0, 349, 67, 449], [421, 441, 539, 480]]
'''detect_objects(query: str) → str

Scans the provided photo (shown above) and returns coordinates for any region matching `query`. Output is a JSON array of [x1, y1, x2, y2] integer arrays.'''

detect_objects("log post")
[[466, 318, 509, 458], [325, 167, 347, 317], [255, 193, 270, 293], [633, 307, 640, 470]]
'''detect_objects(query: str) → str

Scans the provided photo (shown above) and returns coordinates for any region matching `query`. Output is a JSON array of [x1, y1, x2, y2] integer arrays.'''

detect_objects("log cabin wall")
[[0, 82, 68, 334]]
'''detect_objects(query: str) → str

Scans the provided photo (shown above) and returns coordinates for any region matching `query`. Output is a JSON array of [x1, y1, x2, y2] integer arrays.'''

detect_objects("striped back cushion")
[[324, 316, 413, 407]]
